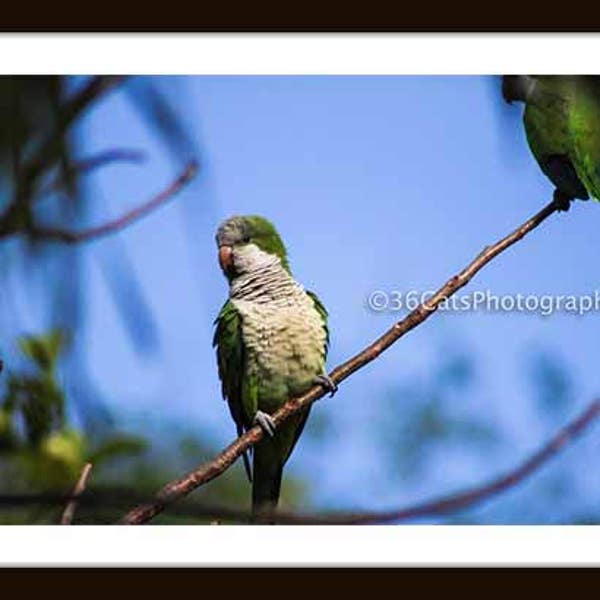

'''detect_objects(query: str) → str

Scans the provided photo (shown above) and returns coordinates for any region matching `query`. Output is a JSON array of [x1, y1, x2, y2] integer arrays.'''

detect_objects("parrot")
[[213, 215, 335, 519], [501, 75, 600, 209]]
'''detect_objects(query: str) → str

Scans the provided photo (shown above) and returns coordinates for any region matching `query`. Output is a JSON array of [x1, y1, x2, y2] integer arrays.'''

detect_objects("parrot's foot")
[[553, 189, 573, 212], [314, 374, 338, 397], [253, 410, 276, 438]]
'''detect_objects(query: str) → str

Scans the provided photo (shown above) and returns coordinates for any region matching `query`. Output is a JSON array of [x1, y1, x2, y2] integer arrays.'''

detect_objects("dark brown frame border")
[[1, 4, 600, 32], [3, 568, 598, 588]]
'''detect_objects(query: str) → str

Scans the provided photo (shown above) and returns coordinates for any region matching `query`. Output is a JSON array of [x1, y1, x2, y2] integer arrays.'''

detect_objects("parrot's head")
[[216, 215, 290, 279], [502, 75, 537, 104]]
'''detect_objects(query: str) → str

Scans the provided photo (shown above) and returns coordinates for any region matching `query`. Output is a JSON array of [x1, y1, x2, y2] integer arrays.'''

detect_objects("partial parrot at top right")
[[502, 75, 600, 209]]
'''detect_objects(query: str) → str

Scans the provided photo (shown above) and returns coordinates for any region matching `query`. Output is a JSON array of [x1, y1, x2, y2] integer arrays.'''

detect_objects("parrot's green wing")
[[213, 299, 252, 481], [522, 77, 600, 201], [522, 82, 588, 200], [306, 289, 330, 353], [568, 79, 600, 200]]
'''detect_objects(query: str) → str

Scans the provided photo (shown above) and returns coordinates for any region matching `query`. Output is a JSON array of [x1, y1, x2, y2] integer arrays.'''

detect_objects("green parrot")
[[213, 215, 335, 518], [502, 75, 600, 207]]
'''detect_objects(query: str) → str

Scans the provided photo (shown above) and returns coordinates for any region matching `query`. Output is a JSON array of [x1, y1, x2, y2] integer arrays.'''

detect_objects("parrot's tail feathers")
[[242, 451, 252, 483], [251, 456, 283, 524]]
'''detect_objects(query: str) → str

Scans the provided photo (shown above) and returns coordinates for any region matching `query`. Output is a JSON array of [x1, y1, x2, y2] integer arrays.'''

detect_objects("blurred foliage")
[[0, 330, 146, 492], [528, 350, 573, 418], [368, 342, 597, 525], [0, 330, 308, 524], [377, 349, 498, 482]]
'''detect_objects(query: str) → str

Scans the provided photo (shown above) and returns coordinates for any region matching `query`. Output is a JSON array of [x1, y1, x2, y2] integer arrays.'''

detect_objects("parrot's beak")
[[218, 245, 234, 273]]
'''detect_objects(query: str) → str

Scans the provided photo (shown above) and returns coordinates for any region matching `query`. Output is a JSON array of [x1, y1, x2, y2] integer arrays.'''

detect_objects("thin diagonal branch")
[[30, 161, 198, 244], [119, 197, 563, 525], [60, 462, 93, 525]]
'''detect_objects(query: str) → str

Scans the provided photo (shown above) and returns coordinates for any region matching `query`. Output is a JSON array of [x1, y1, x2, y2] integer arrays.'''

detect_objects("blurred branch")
[[119, 196, 564, 525], [274, 399, 600, 524], [37, 149, 146, 197], [28, 161, 198, 244], [20, 76, 128, 190], [60, 462, 93, 525], [0, 76, 129, 237], [0, 399, 598, 524]]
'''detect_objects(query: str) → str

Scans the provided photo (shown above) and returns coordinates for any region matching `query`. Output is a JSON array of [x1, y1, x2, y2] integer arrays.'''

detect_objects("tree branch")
[[21, 76, 129, 189], [1, 400, 597, 524], [119, 197, 563, 525], [60, 462, 93, 525], [0, 76, 129, 237], [36, 148, 146, 197], [29, 161, 198, 244]]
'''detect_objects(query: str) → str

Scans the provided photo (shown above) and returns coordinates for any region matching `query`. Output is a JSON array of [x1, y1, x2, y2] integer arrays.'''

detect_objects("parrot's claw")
[[253, 410, 276, 438], [553, 189, 573, 212], [314, 374, 338, 397]]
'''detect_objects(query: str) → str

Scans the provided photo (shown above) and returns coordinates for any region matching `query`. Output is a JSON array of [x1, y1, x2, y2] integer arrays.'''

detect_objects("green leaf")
[[88, 434, 147, 466], [18, 329, 67, 371]]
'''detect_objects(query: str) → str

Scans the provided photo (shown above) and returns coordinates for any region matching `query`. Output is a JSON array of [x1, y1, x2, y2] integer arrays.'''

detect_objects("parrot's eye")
[[242, 234, 251, 243]]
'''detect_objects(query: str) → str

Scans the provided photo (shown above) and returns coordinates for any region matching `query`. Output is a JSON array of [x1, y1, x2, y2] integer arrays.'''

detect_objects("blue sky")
[[8, 76, 600, 522]]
